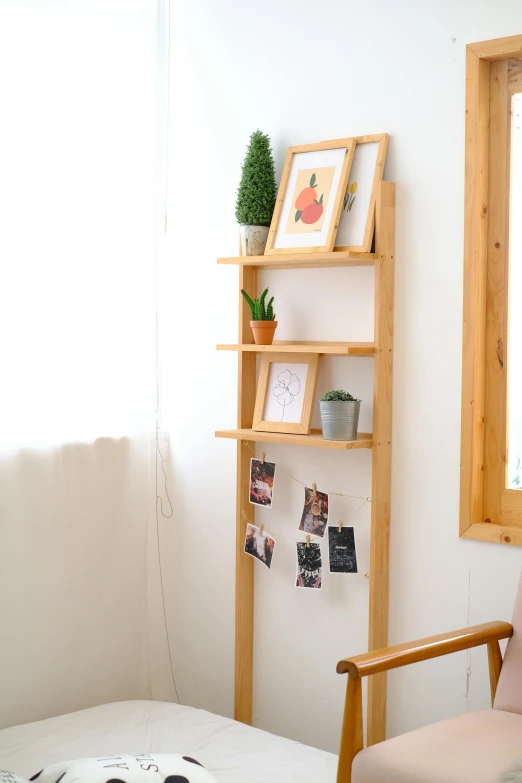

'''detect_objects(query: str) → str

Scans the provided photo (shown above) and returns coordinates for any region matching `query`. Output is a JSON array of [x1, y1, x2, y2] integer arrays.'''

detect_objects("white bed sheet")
[[0, 701, 338, 783]]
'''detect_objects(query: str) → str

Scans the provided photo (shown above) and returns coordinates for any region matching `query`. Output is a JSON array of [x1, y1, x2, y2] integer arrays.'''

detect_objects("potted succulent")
[[235, 130, 277, 256], [240, 287, 277, 345], [319, 390, 361, 441]]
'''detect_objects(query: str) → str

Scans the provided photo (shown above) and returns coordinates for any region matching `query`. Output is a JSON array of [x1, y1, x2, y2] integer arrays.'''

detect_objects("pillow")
[[502, 758, 522, 782], [1, 771, 31, 783], [28, 755, 216, 783]]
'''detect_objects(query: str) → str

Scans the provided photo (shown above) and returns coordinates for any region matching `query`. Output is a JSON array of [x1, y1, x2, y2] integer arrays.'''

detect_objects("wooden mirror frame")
[[461, 34, 522, 546]]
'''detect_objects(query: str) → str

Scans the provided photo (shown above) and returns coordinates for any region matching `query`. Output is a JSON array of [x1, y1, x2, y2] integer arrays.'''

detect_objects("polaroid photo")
[[244, 522, 275, 569], [328, 526, 358, 573], [296, 541, 322, 589], [298, 486, 329, 538], [249, 457, 276, 508]]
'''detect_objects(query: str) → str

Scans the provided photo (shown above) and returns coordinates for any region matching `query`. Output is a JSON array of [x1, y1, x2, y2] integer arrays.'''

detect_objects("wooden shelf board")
[[215, 428, 373, 450], [217, 250, 376, 270], [217, 341, 376, 356]]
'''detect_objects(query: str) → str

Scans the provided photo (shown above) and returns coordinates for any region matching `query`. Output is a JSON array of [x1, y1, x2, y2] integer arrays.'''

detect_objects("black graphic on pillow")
[[182, 760, 203, 768], [30, 776, 63, 783], [107, 778, 189, 783]]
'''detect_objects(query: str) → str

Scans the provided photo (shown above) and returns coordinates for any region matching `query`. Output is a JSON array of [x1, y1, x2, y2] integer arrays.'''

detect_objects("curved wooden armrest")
[[337, 620, 513, 677]]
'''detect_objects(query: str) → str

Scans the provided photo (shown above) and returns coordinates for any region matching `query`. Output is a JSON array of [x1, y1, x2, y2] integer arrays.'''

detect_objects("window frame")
[[461, 35, 522, 546]]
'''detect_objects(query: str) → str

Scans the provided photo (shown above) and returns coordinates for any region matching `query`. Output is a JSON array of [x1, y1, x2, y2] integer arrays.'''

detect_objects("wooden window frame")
[[461, 34, 522, 546]]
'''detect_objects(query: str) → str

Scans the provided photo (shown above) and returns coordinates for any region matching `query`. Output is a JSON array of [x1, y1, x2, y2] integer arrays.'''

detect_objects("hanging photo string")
[[290, 474, 370, 502], [242, 511, 370, 580], [241, 499, 369, 541]]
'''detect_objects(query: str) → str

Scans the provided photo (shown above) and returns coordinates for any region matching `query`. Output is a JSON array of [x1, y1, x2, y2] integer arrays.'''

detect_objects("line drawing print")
[[272, 368, 301, 421]]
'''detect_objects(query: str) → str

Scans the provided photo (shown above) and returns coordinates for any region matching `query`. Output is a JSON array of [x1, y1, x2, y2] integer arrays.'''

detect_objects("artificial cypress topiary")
[[235, 130, 277, 227]]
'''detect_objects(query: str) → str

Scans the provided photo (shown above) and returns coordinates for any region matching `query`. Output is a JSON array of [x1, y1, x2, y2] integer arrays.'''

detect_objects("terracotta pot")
[[250, 320, 278, 345]]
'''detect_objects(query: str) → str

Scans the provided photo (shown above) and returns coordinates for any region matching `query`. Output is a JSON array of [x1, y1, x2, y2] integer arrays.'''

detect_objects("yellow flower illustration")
[[343, 180, 358, 212]]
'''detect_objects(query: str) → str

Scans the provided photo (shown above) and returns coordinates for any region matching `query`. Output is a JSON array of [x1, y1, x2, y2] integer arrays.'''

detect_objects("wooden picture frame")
[[252, 353, 319, 434], [335, 133, 389, 253], [264, 139, 355, 256]]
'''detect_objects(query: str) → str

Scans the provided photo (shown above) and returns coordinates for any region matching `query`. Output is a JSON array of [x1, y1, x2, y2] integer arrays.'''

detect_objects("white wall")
[[162, 0, 522, 753]]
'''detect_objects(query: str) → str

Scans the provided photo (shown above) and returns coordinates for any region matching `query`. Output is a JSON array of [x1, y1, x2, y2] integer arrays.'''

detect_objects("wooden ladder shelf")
[[215, 180, 395, 747]]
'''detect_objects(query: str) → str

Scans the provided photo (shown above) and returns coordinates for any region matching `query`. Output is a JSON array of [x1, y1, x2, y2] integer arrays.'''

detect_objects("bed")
[[0, 700, 338, 783]]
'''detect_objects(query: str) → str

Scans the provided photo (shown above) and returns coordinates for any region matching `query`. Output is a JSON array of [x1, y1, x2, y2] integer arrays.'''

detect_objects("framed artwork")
[[252, 353, 320, 434], [264, 139, 355, 255], [334, 133, 388, 252]]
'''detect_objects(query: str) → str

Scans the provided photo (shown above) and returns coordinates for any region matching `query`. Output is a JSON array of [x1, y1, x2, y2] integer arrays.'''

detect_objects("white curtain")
[[0, 0, 174, 728]]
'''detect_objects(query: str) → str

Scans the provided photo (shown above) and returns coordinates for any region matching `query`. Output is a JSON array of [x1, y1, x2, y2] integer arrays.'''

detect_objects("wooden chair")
[[336, 577, 522, 783]]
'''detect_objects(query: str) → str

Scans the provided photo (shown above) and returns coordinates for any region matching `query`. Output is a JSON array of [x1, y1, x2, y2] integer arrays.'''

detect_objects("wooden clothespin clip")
[[312, 482, 317, 495], [261, 452, 266, 464], [306, 534, 311, 548], [338, 519, 343, 533], [259, 523, 264, 535]]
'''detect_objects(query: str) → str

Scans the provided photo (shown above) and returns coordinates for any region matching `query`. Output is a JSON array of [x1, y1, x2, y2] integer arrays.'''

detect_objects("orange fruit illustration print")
[[294, 173, 324, 225]]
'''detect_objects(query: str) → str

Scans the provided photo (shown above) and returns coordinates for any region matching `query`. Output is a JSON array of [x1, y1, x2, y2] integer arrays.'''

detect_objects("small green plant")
[[241, 287, 276, 321], [235, 130, 277, 226], [320, 390, 357, 402]]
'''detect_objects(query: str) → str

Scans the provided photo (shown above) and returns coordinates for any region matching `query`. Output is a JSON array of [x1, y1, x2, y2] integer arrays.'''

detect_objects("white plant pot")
[[239, 224, 269, 256]]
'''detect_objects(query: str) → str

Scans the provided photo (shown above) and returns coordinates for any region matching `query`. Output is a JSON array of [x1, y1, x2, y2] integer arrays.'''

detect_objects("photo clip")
[[338, 519, 343, 533], [261, 452, 266, 464], [306, 534, 311, 548]]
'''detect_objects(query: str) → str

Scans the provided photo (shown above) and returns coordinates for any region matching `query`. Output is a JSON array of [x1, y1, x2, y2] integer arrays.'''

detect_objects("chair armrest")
[[337, 620, 513, 677]]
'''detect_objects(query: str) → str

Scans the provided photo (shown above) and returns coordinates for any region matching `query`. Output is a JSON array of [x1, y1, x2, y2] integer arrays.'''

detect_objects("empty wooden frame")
[[252, 352, 319, 434]]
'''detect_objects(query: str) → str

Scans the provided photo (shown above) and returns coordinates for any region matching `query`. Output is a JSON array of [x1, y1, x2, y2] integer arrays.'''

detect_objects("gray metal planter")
[[320, 399, 361, 441]]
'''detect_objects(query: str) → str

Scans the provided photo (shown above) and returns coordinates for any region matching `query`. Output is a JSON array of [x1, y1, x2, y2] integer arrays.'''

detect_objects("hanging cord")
[[154, 432, 180, 703], [153, 0, 180, 705], [156, 437, 173, 518]]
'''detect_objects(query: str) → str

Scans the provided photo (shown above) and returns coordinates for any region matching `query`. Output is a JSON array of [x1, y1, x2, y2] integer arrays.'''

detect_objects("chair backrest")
[[494, 574, 522, 714]]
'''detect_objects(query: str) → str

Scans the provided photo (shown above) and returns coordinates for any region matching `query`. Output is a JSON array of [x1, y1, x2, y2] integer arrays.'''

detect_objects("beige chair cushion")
[[351, 710, 522, 783], [495, 573, 522, 714]]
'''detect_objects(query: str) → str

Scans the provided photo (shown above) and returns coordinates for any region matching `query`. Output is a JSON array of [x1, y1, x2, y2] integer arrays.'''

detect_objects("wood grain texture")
[[460, 48, 490, 537], [462, 520, 522, 545], [337, 621, 513, 677], [234, 263, 257, 724], [483, 59, 510, 527], [462, 42, 522, 544], [336, 676, 363, 783], [264, 138, 355, 255], [335, 134, 389, 253], [487, 639, 503, 705], [367, 180, 395, 747], [216, 428, 373, 450], [216, 341, 376, 356], [218, 251, 376, 269], [252, 352, 319, 434], [499, 490, 522, 525], [469, 35, 522, 62], [508, 58, 522, 94]]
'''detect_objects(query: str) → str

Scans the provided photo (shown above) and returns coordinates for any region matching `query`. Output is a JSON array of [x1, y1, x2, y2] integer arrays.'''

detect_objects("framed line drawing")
[[252, 353, 319, 434], [264, 139, 355, 255], [334, 133, 388, 252]]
